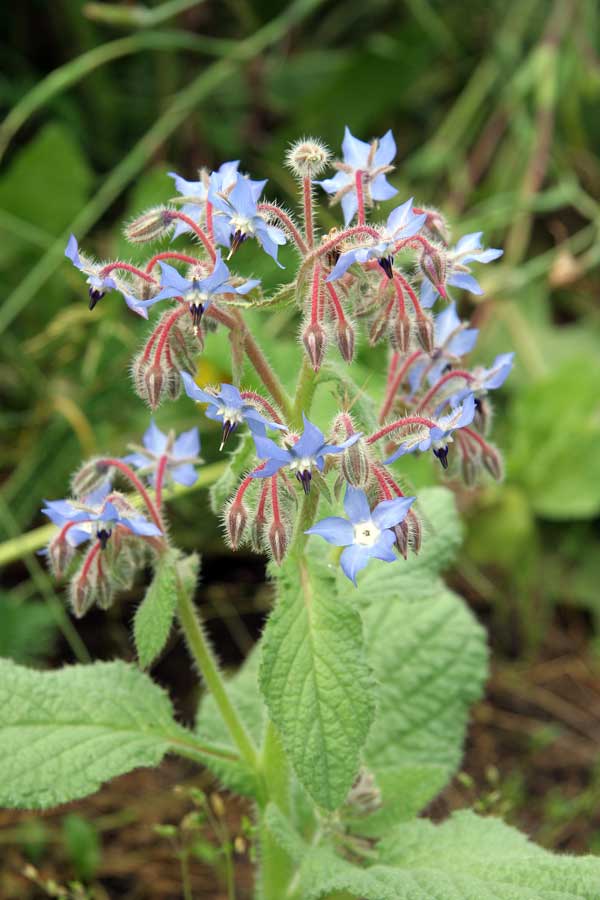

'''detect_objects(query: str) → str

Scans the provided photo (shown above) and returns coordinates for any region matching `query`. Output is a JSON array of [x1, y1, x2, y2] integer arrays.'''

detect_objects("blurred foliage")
[[1, 0, 600, 867]]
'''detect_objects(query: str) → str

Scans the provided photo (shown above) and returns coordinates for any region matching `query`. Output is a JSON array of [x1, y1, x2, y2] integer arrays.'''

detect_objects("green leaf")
[[0, 659, 189, 809], [133, 550, 179, 669], [295, 811, 600, 899], [0, 594, 57, 665], [195, 647, 264, 798], [508, 358, 600, 519], [259, 555, 376, 811]]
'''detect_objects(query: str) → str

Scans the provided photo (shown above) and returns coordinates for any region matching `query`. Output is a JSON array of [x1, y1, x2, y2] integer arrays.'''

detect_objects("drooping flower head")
[[385, 393, 476, 469], [408, 302, 479, 393], [306, 485, 415, 584], [65, 235, 119, 311], [168, 161, 266, 239], [208, 174, 287, 266], [326, 198, 427, 282], [42, 482, 162, 550], [180, 372, 286, 449], [128, 251, 260, 328], [123, 420, 201, 487], [316, 126, 398, 226], [421, 232, 503, 308], [251, 414, 361, 493]]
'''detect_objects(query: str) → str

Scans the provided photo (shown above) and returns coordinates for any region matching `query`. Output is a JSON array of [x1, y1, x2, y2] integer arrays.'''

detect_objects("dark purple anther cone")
[[433, 446, 449, 469], [229, 230, 248, 256], [378, 256, 394, 279], [296, 469, 312, 494], [88, 287, 105, 310], [97, 528, 112, 550], [190, 303, 205, 330], [220, 420, 238, 451]]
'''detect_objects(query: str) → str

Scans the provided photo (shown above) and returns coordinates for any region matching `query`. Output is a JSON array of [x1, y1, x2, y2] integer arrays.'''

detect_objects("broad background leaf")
[[133, 550, 179, 669]]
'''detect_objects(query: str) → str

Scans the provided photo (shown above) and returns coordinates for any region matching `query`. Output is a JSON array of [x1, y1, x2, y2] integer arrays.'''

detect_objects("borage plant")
[[3, 128, 599, 899]]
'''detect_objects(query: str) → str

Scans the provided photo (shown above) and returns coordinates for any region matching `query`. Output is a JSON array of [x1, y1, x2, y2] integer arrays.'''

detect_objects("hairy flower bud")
[[132, 356, 179, 410], [406, 508, 422, 555], [392, 521, 409, 560], [461, 454, 479, 486], [285, 138, 331, 178], [368, 307, 389, 345], [125, 206, 175, 244], [71, 458, 113, 498], [482, 444, 504, 481], [302, 320, 327, 371], [389, 313, 412, 352], [415, 313, 435, 353], [46, 532, 77, 579], [341, 437, 371, 488], [474, 396, 492, 434], [225, 500, 248, 549], [268, 519, 289, 565], [420, 246, 447, 299], [335, 319, 355, 363], [69, 550, 114, 618]]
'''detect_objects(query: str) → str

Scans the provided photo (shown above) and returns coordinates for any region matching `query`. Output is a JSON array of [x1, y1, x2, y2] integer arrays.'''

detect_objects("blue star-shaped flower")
[[208, 174, 286, 266], [123, 420, 201, 487], [42, 482, 162, 549], [315, 126, 398, 226], [408, 302, 479, 393], [448, 352, 515, 407], [128, 251, 260, 327], [385, 393, 476, 469], [251, 414, 361, 493], [180, 372, 286, 449], [306, 485, 415, 584], [326, 198, 427, 281], [168, 161, 266, 240], [421, 232, 503, 308], [65, 235, 123, 311]]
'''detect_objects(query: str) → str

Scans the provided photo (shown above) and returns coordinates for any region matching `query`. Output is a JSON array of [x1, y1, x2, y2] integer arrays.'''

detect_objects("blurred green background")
[[1, 0, 600, 896]]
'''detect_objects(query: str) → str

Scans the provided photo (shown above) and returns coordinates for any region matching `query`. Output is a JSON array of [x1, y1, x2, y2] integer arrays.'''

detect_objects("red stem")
[[167, 211, 216, 261], [372, 465, 393, 499], [355, 170, 366, 225], [379, 349, 423, 423], [391, 276, 406, 317], [325, 281, 346, 323], [145, 251, 200, 273], [98, 459, 163, 531], [80, 541, 102, 581], [461, 427, 490, 452], [394, 273, 424, 318], [310, 263, 322, 326], [206, 200, 214, 243], [368, 415, 437, 445], [155, 455, 168, 509], [258, 203, 308, 254], [240, 391, 285, 425], [234, 463, 267, 504], [100, 262, 157, 283], [270, 475, 281, 522], [418, 370, 474, 410], [256, 481, 270, 522], [154, 306, 188, 363], [303, 177, 314, 249]]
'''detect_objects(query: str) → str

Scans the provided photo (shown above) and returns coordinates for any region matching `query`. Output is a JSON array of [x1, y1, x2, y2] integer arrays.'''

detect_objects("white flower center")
[[217, 406, 243, 424], [353, 520, 380, 547], [230, 214, 255, 236], [289, 456, 315, 473], [187, 287, 209, 306], [432, 435, 453, 450]]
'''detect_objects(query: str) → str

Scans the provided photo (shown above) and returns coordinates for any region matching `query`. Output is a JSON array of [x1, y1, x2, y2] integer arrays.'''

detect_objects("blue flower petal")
[[371, 495, 415, 529], [343, 486, 371, 524], [340, 544, 370, 585], [305, 516, 354, 546]]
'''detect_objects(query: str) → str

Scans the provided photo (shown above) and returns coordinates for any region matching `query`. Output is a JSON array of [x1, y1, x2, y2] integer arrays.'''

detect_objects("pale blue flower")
[[449, 352, 515, 407], [208, 174, 286, 266], [180, 372, 286, 449], [251, 414, 360, 493], [326, 198, 427, 281], [385, 394, 476, 469], [65, 235, 118, 310], [408, 302, 479, 393], [421, 232, 503, 308], [306, 485, 415, 585], [123, 420, 201, 487], [316, 126, 398, 226]]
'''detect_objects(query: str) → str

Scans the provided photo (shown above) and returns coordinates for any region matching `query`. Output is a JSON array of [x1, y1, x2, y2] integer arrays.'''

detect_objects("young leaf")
[[0, 659, 191, 809], [133, 550, 179, 669], [259, 555, 375, 811], [295, 811, 600, 899]]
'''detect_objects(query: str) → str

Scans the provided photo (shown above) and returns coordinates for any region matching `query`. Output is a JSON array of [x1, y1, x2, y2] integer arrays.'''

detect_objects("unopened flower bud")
[[302, 320, 327, 371], [392, 521, 409, 560], [132, 355, 179, 410], [415, 313, 435, 353], [389, 314, 411, 352], [482, 444, 503, 481], [268, 519, 289, 565], [225, 500, 248, 549], [125, 206, 174, 244], [335, 319, 355, 363], [341, 437, 371, 488], [369, 307, 389, 345], [420, 246, 447, 299], [461, 454, 479, 486], [69, 552, 114, 618], [285, 138, 331, 178], [46, 532, 77, 578], [474, 396, 492, 434], [71, 458, 113, 498], [344, 768, 382, 817], [419, 207, 450, 244], [406, 508, 422, 555]]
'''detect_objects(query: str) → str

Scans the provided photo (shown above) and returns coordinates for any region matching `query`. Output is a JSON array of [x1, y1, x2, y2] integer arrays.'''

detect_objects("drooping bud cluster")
[[56, 124, 511, 592]]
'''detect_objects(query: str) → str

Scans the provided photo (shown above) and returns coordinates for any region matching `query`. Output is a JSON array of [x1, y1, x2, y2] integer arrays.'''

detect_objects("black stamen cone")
[[229, 230, 247, 257], [296, 469, 312, 494], [433, 446, 449, 469], [220, 420, 237, 450], [190, 303, 205, 330], [378, 256, 394, 279], [88, 287, 105, 311], [97, 528, 112, 550]]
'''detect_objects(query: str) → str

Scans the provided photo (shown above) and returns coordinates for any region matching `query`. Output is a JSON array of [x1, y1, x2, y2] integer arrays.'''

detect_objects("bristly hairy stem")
[[378, 349, 423, 422], [145, 251, 201, 273], [166, 211, 216, 261], [154, 455, 168, 509], [367, 414, 437, 444], [258, 203, 308, 255], [175, 572, 260, 774], [97, 458, 164, 530], [355, 170, 366, 225], [303, 176, 314, 249], [418, 369, 474, 410], [240, 391, 285, 425], [100, 262, 157, 283]]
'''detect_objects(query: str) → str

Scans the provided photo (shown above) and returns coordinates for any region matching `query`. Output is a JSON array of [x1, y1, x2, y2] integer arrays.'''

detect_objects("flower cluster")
[[52, 126, 511, 596]]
